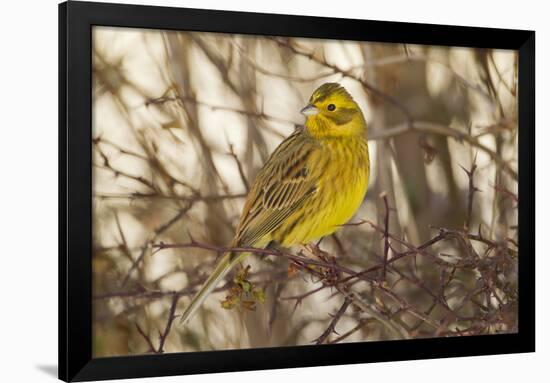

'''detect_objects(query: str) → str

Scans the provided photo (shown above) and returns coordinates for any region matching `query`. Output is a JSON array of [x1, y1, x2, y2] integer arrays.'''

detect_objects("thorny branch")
[[135, 323, 156, 353], [462, 158, 480, 231], [227, 143, 250, 191], [96, 190, 517, 349], [314, 297, 352, 344], [158, 294, 180, 353], [381, 193, 391, 281], [121, 205, 192, 287], [145, 199, 516, 340]]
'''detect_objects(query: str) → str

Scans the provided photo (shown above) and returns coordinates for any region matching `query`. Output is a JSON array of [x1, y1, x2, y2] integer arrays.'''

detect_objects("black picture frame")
[[59, 1, 535, 381]]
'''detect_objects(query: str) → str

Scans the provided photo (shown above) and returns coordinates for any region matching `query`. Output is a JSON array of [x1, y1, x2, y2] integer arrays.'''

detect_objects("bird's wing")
[[234, 129, 319, 246], [180, 130, 318, 325]]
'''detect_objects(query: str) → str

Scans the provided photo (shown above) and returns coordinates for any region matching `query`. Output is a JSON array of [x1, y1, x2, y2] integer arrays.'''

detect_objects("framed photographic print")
[[59, 1, 535, 381]]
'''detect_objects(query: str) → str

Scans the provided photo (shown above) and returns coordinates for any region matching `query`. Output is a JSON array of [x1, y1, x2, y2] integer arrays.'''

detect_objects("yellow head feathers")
[[301, 83, 367, 138]]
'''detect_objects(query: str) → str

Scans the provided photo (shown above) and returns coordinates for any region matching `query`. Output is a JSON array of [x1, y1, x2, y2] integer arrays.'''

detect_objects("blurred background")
[[92, 27, 518, 357]]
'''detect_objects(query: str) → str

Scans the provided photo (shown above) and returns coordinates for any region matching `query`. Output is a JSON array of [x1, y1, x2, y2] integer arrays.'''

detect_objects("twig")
[[112, 210, 134, 263], [152, 240, 376, 284], [93, 135, 150, 162], [328, 319, 372, 344], [146, 95, 300, 130], [157, 294, 180, 353], [492, 185, 518, 204], [381, 193, 391, 281], [337, 287, 410, 339], [369, 121, 517, 180], [232, 41, 336, 82], [93, 144, 157, 190], [375, 282, 440, 329], [122, 205, 191, 286], [314, 298, 352, 344], [460, 157, 480, 231], [94, 191, 246, 202], [227, 143, 250, 191], [135, 323, 156, 353]]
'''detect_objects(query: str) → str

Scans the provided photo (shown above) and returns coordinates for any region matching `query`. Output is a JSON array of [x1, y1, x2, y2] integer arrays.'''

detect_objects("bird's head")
[[301, 83, 367, 138]]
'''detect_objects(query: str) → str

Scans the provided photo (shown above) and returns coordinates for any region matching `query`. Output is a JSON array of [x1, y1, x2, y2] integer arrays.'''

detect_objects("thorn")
[[459, 164, 470, 176]]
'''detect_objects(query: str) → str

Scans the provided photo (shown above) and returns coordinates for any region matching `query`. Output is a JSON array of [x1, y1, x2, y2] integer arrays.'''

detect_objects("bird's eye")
[[327, 104, 336, 111]]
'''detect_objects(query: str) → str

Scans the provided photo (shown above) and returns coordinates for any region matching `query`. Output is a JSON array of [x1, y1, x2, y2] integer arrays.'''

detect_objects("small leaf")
[[220, 294, 239, 310], [288, 263, 299, 278], [252, 288, 266, 304], [238, 280, 252, 293], [241, 300, 257, 311]]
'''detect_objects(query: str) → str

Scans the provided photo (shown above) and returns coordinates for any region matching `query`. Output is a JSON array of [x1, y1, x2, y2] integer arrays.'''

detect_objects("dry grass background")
[[91, 26, 518, 357]]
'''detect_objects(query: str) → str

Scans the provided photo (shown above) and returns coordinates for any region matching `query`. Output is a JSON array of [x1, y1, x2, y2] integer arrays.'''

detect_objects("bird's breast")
[[316, 139, 369, 229], [277, 137, 370, 246]]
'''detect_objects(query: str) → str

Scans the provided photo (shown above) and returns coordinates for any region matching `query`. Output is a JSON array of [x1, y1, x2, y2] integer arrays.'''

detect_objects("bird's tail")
[[179, 251, 247, 326]]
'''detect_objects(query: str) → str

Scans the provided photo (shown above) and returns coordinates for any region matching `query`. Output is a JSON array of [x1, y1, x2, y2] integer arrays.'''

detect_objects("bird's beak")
[[300, 104, 319, 116]]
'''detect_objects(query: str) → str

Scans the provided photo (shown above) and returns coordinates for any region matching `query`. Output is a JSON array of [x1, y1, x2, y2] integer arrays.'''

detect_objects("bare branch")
[[157, 294, 180, 353], [313, 298, 352, 344]]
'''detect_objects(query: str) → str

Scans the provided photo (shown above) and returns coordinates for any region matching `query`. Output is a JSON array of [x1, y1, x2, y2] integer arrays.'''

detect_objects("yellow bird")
[[180, 83, 370, 325]]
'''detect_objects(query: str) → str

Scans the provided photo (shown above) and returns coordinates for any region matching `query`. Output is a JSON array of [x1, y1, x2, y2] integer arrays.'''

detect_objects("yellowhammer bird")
[[180, 82, 370, 325]]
